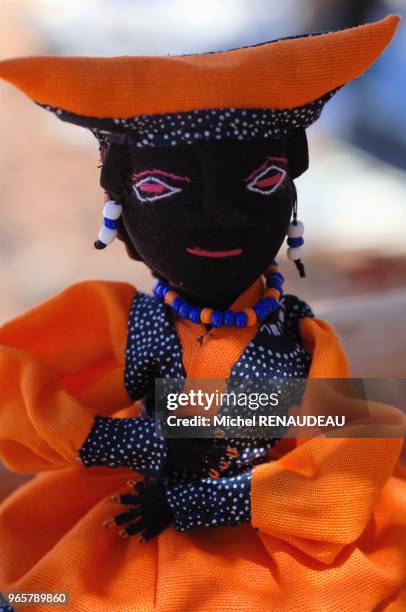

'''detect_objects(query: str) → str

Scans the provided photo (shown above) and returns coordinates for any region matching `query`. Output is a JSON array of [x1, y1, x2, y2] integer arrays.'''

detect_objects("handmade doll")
[[0, 15, 405, 612]]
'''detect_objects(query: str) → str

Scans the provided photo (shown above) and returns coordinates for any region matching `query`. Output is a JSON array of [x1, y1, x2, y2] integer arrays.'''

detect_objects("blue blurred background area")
[[0, 0, 405, 378]]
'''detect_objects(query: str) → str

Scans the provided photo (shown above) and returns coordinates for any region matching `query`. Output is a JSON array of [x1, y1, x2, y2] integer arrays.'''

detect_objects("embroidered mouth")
[[186, 247, 243, 258]]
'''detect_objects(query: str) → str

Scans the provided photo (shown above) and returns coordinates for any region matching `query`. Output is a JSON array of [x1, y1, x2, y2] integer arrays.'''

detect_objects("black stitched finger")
[[127, 480, 145, 494], [111, 481, 174, 541], [124, 519, 147, 536], [140, 527, 160, 542], [119, 493, 140, 505], [114, 508, 141, 525], [200, 445, 226, 458]]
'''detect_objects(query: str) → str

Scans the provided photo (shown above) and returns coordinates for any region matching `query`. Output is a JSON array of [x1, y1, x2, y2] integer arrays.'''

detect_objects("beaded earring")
[[94, 143, 123, 250], [94, 198, 123, 250], [287, 200, 305, 278]]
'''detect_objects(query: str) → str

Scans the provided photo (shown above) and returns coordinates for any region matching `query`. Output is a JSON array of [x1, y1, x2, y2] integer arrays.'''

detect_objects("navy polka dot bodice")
[[81, 289, 315, 535], [124, 290, 313, 401], [124, 293, 185, 400]]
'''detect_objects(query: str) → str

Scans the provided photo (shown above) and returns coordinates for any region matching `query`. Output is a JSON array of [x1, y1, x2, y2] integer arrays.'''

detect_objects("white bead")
[[287, 221, 304, 238], [287, 246, 302, 261], [103, 200, 122, 220], [98, 225, 117, 245]]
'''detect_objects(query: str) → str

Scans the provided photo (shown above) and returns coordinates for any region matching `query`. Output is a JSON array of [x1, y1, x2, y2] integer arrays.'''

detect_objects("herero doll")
[[0, 15, 405, 612]]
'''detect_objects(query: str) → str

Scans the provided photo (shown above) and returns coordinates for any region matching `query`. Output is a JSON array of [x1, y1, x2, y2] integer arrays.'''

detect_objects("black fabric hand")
[[107, 480, 174, 541], [166, 471, 252, 531], [79, 416, 167, 477], [165, 437, 240, 479], [79, 416, 243, 480]]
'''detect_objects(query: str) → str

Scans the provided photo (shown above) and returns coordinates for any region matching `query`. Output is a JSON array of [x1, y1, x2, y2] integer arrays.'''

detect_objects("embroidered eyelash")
[[132, 170, 191, 183], [245, 157, 287, 183]]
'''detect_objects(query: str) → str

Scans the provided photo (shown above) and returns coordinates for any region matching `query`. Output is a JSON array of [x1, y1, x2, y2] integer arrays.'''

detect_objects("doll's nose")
[[202, 192, 248, 228]]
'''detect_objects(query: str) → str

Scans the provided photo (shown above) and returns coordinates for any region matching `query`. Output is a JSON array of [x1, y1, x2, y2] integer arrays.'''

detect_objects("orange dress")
[[0, 281, 405, 611]]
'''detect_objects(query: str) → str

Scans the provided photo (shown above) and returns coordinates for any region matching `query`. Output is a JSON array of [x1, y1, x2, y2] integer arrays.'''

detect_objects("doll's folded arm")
[[0, 345, 182, 476], [0, 339, 172, 474], [115, 473, 253, 538], [166, 472, 252, 531], [0, 280, 136, 472], [79, 416, 242, 478], [79, 415, 167, 476]]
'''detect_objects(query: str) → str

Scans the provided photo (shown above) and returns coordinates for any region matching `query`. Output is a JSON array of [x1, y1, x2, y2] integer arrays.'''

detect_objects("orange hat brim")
[[0, 15, 400, 119]]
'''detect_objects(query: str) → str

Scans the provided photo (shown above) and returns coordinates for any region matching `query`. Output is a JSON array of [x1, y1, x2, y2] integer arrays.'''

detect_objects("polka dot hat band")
[[0, 15, 399, 147]]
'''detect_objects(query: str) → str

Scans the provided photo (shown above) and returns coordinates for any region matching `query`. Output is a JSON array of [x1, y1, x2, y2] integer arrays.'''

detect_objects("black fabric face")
[[100, 134, 307, 309]]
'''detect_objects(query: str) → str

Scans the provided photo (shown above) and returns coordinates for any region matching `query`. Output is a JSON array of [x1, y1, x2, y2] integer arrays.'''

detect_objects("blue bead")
[[179, 303, 192, 319], [224, 311, 236, 327], [253, 303, 268, 322], [153, 282, 166, 299], [287, 237, 304, 248], [161, 285, 171, 298], [255, 299, 268, 308], [263, 297, 279, 313], [267, 272, 284, 286], [271, 258, 278, 266], [256, 310, 268, 323], [267, 279, 283, 293], [235, 312, 248, 328], [211, 311, 224, 328], [104, 218, 118, 229], [189, 307, 202, 323], [172, 297, 186, 313]]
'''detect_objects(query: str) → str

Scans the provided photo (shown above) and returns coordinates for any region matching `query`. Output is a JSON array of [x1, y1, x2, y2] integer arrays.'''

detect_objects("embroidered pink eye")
[[132, 170, 191, 202], [139, 181, 167, 195], [245, 157, 287, 196]]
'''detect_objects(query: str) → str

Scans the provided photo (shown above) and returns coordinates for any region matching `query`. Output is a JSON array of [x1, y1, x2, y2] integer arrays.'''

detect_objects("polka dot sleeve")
[[79, 416, 167, 477], [166, 472, 252, 531]]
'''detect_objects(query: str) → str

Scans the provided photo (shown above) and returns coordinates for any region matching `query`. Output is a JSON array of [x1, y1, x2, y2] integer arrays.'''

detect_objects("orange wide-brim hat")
[[0, 14, 400, 148]]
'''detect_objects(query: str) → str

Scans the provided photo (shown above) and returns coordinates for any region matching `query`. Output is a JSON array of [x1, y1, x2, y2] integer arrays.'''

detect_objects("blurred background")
[[0, 0, 405, 498]]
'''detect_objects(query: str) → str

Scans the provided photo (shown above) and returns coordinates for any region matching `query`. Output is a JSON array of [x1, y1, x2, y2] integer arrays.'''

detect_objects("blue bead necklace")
[[153, 260, 284, 329]]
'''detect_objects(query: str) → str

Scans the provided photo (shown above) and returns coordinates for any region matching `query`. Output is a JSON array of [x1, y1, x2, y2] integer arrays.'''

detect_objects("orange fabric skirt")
[[1, 449, 405, 611]]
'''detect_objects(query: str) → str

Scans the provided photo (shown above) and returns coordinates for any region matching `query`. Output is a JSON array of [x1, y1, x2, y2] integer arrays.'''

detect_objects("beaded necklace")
[[153, 260, 284, 329]]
